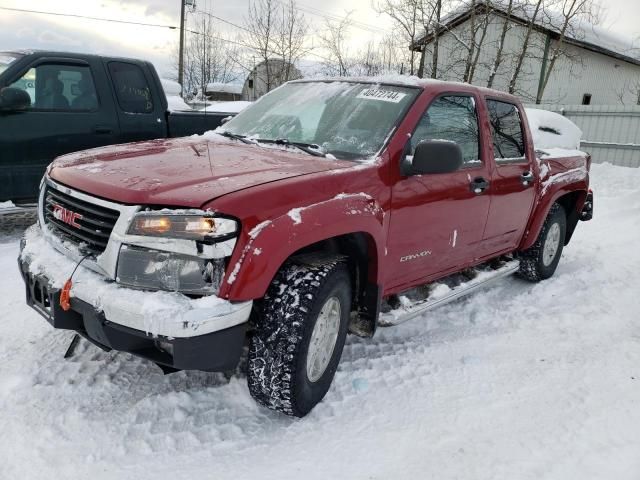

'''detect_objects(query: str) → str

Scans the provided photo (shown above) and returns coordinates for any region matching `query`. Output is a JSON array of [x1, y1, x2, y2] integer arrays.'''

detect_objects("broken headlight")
[[116, 245, 225, 294]]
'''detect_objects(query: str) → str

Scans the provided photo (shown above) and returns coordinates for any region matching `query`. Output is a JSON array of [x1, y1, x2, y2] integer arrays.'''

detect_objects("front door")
[[387, 94, 491, 292], [0, 58, 119, 202], [480, 100, 536, 257]]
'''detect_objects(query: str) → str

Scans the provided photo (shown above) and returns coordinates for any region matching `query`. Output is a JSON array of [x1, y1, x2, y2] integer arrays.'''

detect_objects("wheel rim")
[[306, 296, 341, 383], [542, 222, 561, 267]]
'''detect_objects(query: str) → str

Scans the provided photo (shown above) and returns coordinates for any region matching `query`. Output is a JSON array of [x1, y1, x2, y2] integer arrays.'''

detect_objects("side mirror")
[[0, 87, 31, 112], [402, 140, 463, 176]]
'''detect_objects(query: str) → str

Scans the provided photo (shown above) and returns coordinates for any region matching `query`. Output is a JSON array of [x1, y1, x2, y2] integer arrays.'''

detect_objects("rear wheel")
[[247, 259, 351, 417], [519, 203, 566, 282]]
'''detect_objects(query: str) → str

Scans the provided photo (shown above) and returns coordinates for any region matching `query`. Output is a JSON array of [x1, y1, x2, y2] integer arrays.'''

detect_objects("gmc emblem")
[[52, 204, 83, 228]]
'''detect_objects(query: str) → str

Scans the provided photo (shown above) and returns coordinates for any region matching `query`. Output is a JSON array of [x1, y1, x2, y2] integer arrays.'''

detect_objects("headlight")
[[128, 213, 238, 241], [116, 245, 225, 294]]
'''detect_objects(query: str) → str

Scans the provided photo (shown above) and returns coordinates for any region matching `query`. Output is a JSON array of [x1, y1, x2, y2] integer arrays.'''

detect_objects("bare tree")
[[466, 1, 492, 83], [430, 0, 443, 78], [274, 0, 309, 82], [374, 0, 423, 75], [536, 0, 597, 103], [318, 13, 354, 76], [508, 0, 544, 94], [172, 12, 241, 99], [243, 0, 308, 94], [486, 0, 514, 88], [243, 0, 278, 92]]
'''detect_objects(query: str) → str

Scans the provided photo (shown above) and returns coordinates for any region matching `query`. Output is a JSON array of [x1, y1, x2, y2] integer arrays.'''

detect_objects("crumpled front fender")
[[218, 193, 386, 301]]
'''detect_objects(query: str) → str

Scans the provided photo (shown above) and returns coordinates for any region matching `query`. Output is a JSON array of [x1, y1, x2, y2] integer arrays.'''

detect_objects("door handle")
[[93, 126, 113, 134], [521, 171, 534, 186], [470, 177, 490, 194]]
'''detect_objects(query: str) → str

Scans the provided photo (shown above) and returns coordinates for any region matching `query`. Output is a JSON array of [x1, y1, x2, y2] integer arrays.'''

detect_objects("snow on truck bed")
[[1, 162, 639, 479], [526, 108, 587, 159]]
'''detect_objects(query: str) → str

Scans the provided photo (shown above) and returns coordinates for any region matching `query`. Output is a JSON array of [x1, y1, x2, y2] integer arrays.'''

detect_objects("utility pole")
[[178, 0, 187, 96]]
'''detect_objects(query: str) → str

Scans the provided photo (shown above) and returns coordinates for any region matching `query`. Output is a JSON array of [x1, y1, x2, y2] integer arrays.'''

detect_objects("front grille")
[[43, 186, 120, 255]]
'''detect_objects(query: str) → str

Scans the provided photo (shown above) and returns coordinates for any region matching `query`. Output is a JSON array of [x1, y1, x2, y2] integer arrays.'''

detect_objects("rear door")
[[0, 56, 120, 202], [480, 99, 536, 256], [387, 94, 492, 291], [105, 61, 166, 143]]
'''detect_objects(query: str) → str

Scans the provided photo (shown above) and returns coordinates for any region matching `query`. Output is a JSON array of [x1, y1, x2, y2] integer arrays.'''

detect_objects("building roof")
[[413, 1, 640, 67], [205, 83, 243, 95]]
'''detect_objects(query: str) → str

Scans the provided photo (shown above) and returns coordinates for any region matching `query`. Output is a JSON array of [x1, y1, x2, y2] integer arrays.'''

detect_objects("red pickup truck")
[[19, 78, 593, 417]]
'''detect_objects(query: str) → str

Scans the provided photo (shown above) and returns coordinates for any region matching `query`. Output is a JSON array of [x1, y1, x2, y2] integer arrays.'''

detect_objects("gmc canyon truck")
[[18, 78, 593, 417], [0, 50, 231, 203]]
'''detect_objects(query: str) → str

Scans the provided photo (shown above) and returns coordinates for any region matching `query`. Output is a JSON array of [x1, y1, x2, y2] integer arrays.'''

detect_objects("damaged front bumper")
[[18, 226, 252, 372]]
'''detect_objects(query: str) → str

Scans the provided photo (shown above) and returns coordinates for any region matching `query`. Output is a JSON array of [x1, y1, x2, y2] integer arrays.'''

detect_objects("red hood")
[[49, 136, 353, 208]]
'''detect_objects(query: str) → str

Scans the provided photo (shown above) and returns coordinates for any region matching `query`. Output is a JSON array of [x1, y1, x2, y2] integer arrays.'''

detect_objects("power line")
[[0, 3, 336, 64], [0, 5, 178, 29], [185, 27, 334, 64], [274, 0, 391, 34]]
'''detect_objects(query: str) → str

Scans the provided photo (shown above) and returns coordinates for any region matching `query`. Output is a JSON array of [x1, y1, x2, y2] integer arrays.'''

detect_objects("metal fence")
[[526, 104, 640, 168]]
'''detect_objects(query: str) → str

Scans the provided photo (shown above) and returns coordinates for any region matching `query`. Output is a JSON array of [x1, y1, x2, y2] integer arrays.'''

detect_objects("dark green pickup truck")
[[0, 51, 231, 203]]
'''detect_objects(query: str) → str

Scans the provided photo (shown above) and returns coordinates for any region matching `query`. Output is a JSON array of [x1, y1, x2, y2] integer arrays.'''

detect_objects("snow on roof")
[[160, 78, 182, 96], [418, 0, 639, 63], [205, 83, 243, 95], [200, 101, 252, 113]]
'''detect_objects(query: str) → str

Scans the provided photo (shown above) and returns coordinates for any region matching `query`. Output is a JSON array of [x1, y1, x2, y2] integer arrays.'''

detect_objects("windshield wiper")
[[259, 138, 327, 157], [218, 130, 254, 145]]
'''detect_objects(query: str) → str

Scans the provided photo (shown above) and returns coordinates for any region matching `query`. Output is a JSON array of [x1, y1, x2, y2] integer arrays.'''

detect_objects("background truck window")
[[411, 95, 481, 168], [9, 64, 99, 111], [108, 62, 154, 114], [487, 100, 526, 162]]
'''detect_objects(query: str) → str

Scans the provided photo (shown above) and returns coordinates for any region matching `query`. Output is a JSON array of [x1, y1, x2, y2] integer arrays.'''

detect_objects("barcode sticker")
[[356, 89, 407, 103]]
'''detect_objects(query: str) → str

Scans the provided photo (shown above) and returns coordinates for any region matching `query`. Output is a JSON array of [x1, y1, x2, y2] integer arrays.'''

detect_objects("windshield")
[[0, 53, 21, 75], [222, 81, 420, 160]]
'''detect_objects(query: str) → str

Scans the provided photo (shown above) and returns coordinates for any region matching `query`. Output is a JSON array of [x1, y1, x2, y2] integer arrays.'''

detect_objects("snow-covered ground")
[[1, 163, 639, 479]]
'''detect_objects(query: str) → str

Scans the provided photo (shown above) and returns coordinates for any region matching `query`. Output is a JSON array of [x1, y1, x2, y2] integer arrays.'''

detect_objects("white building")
[[204, 83, 243, 102], [242, 59, 302, 101], [413, 2, 640, 105]]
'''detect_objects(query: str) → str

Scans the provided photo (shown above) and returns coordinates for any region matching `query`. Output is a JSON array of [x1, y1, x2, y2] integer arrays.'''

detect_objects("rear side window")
[[411, 95, 480, 168], [108, 62, 153, 114], [487, 100, 526, 162]]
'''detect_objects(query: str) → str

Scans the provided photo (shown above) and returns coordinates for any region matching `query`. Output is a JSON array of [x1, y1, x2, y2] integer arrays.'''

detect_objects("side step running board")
[[379, 260, 520, 326]]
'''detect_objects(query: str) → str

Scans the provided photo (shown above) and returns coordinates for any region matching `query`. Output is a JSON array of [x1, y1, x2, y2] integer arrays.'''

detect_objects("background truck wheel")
[[247, 259, 351, 417], [519, 203, 566, 282]]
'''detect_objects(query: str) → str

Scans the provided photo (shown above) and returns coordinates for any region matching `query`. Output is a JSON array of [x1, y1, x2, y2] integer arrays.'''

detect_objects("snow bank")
[[166, 95, 192, 112], [160, 79, 182, 96], [0, 200, 15, 209], [160, 79, 192, 111], [3, 163, 640, 480]]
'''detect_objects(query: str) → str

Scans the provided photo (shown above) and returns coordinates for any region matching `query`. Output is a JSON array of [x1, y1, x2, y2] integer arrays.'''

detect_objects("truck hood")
[[49, 136, 353, 207]]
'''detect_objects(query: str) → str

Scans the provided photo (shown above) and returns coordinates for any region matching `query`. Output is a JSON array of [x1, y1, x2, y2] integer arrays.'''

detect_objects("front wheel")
[[519, 203, 566, 282], [247, 259, 351, 417]]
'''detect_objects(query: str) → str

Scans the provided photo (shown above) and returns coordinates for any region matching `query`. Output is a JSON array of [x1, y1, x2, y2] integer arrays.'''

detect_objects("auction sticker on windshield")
[[357, 88, 407, 103]]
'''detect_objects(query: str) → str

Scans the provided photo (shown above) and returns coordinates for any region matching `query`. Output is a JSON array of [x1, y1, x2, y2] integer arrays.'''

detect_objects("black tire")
[[519, 203, 566, 282], [247, 259, 351, 417]]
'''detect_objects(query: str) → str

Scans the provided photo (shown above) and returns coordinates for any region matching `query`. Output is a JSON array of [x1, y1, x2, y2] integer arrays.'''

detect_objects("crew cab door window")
[[487, 100, 526, 163], [411, 95, 481, 168], [9, 64, 98, 111], [108, 62, 154, 114]]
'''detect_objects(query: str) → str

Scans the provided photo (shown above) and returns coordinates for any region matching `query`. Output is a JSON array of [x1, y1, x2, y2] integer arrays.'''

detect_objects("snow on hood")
[[49, 134, 353, 208]]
